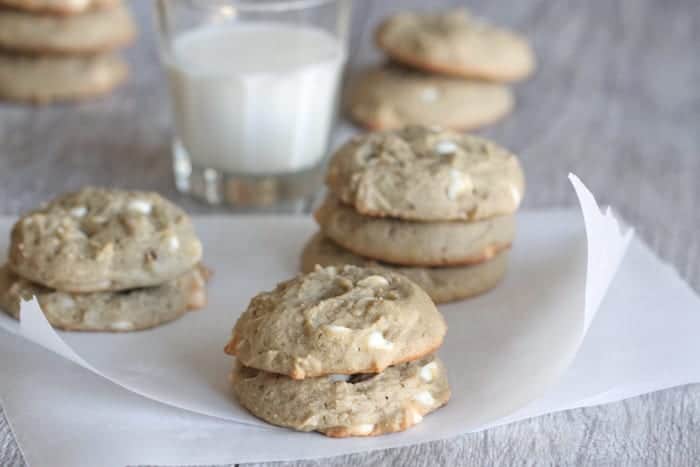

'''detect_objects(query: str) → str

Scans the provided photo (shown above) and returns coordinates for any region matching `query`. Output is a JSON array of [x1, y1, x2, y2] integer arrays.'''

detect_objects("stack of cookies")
[[226, 265, 450, 437], [0, 187, 208, 331], [303, 125, 525, 304], [0, 0, 135, 103], [346, 8, 534, 131]]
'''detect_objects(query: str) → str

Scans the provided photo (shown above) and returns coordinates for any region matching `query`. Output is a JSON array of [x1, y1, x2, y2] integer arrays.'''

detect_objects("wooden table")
[[2, 1, 700, 465]]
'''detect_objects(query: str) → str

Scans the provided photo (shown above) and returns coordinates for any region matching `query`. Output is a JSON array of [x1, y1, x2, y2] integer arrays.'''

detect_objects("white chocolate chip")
[[111, 321, 135, 331], [316, 264, 337, 276], [405, 408, 423, 425], [447, 169, 471, 200], [96, 242, 114, 261], [167, 235, 180, 251], [69, 206, 87, 218], [435, 140, 458, 155], [350, 424, 374, 435], [419, 362, 438, 382], [128, 199, 152, 215], [367, 331, 393, 350], [55, 295, 75, 310], [357, 275, 389, 288], [413, 390, 435, 406], [510, 185, 522, 206], [325, 324, 352, 334], [327, 374, 351, 382], [420, 86, 440, 102]]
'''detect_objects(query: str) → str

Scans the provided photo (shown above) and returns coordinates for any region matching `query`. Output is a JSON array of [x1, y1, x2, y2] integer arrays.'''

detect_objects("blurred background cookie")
[[0, 2, 135, 55], [0, 53, 127, 103], [346, 64, 513, 131], [0, 0, 135, 104], [375, 8, 535, 82], [0, 0, 118, 15]]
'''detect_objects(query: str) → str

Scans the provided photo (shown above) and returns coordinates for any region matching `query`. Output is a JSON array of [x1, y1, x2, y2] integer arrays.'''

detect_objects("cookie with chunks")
[[232, 355, 450, 437], [225, 265, 446, 379]]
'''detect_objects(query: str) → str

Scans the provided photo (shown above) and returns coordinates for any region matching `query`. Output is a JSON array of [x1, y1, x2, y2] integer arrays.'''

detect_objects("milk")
[[167, 23, 346, 175]]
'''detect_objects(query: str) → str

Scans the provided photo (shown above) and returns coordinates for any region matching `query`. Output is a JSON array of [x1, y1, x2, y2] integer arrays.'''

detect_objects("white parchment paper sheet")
[[0, 176, 627, 428], [2, 231, 700, 467], [3, 178, 698, 466]]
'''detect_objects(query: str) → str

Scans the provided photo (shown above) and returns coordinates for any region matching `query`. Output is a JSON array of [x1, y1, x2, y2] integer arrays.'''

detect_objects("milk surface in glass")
[[168, 23, 345, 175]]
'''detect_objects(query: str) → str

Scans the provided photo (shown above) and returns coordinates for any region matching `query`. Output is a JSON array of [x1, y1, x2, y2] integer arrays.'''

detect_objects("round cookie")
[[0, 0, 118, 15], [315, 195, 514, 266], [301, 233, 508, 304], [0, 3, 135, 55], [346, 64, 513, 131], [232, 355, 450, 437], [0, 53, 127, 103], [0, 264, 209, 332], [9, 187, 203, 292], [225, 265, 446, 379], [326, 125, 525, 222], [376, 8, 535, 82]]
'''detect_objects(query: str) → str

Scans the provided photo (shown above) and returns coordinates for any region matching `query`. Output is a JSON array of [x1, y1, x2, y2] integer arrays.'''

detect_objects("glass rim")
[[174, 0, 343, 13]]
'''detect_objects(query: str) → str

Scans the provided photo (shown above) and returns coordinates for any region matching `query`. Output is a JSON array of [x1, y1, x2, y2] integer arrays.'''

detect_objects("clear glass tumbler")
[[155, 0, 351, 206]]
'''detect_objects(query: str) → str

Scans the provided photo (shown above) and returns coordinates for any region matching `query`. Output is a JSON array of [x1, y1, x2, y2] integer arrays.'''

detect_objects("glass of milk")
[[155, 0, 350, 206]]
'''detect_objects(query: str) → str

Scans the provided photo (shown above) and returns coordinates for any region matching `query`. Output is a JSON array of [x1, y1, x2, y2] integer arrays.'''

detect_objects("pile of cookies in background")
[[0, 0, 135, 103], [226, 264, 451, 436], [346, 8, 535, 131], [0, 187, 208, 331], [303, 125, 525, 304]]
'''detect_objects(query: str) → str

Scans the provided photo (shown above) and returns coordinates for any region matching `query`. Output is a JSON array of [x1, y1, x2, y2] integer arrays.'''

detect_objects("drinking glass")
[[155, 0, 351, 206]]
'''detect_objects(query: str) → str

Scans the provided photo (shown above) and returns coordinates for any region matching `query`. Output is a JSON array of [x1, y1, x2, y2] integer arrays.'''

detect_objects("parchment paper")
[[5, 177, 698, 467], [0, 176, 629, 427]]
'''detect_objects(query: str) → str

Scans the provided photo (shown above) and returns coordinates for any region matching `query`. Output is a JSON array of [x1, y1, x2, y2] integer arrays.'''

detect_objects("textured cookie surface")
[[225, 265, 446, 379], [315, 195, 514, 266], [0, 264, 208, 331], [301, 233, 508, 304], [9, 187, 203, 292], [0, 53, 127, 103], [0, 0, 118, 14], [376, 8, 535, 82], [0, 3, 135, 55], [346, 64, 513, 131], [232, 355, 450, 437], [326, 125, 525, 222]]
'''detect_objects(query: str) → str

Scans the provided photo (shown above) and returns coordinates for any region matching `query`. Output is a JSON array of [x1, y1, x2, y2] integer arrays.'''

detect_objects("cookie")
[[315, 195, 514, 266], [326, 125, 525, 222], [345, 64, 513, 131], [225, 265, 446, 379], [0, 53, 127, 103], [376, 8, 535, 82], [301, 233, 508, 304], [9, 187, 203, 292], [0, 0, 118, 15], [232, 355, 450, 437], [0, 3, 135, 55], [0, 264, 209, 331]]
